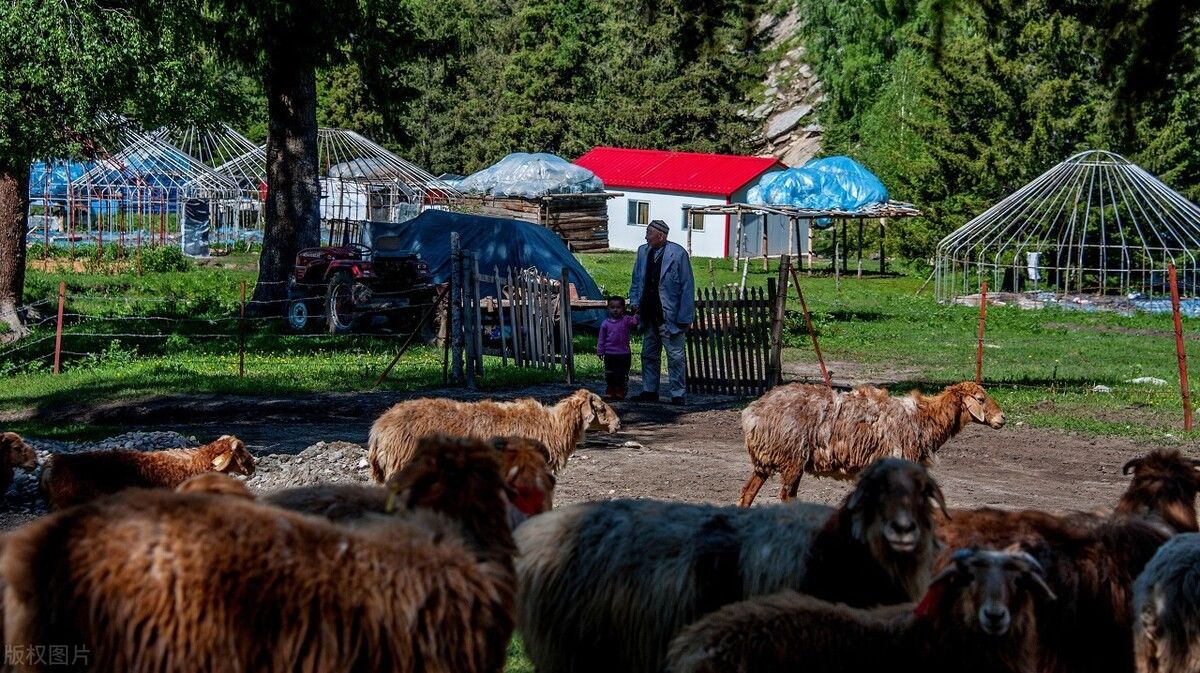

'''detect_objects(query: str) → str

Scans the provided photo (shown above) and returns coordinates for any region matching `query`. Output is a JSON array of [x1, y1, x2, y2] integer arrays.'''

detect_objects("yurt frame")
[[935, 150, 1200, 302]]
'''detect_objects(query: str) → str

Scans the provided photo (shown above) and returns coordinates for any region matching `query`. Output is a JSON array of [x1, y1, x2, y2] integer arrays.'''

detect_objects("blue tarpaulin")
[[747, 156, 889, 216], [370, 209, 606, 326]]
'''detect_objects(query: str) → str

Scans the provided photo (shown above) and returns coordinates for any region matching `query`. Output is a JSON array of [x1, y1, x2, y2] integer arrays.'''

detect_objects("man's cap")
[[648, 219, 669, 235]]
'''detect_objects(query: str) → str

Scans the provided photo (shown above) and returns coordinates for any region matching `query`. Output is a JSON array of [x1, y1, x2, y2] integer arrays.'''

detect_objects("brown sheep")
[[738, 381, 1005, 506], [928, 449, 1200, 673], [39, 434, 255, 509], [1, 432, 37, 495], [173, 472, 255, 499], [1117, 449, 1200, 533], [265, 435, 555, 528], [0, 434, 516, 673], [936, 512, 1174, 673], [492, 436, 556, 517], [368, 388, 620, 481], [515, 458, 946, 673], [665, 548, 1055, 673]]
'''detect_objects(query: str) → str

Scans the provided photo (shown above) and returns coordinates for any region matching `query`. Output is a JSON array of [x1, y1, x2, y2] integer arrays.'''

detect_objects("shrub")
[[139, 246, 193, 273]]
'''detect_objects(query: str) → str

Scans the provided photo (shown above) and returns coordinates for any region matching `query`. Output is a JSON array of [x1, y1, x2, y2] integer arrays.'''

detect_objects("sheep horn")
[[928, 480, 950, 519], [1009, 551, 1057, 601], [1122, 458, 1142, 475], [929, 548, 974, 586]]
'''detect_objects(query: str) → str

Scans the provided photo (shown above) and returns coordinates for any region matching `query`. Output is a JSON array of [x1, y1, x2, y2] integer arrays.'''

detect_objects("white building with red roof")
[[574, 146, 804, 259]]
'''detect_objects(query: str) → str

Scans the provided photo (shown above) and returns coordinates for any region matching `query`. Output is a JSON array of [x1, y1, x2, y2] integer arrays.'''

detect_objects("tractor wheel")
[[326, 271, 362, 335], [286, 299, 311, 331]]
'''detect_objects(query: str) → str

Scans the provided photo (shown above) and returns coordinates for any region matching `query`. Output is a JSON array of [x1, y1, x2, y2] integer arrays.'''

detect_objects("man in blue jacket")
[[629, 219, 695, 405]]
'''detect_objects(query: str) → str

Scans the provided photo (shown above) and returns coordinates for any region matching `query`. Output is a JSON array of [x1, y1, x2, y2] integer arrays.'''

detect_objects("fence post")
[[975, 280, 987, 384], [495, 266, 508, 366], [450, 232, 464, 385], [1168, 264, 1192, 430], [239, 280, 246, 377], [767, 256, 790, 388], [560, 267, 575, 384], [53, 281, 65, 375], [471, 255, 484, 381], [790, 266, 831, 388]]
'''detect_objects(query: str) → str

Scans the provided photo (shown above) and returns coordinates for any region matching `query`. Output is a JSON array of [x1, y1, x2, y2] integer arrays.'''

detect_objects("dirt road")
[[8, 382, 1190, 518]]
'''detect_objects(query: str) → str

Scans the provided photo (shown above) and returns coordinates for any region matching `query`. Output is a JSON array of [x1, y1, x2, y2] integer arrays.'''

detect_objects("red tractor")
[[286, 222, 437, 335]]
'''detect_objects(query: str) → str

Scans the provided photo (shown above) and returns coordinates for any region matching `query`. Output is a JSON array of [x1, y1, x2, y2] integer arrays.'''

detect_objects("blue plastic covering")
[[372, 210, 607, 326], [458, 153, 604, 198], [28, 161, 94, 204], [30, 146, 203, 214], [747, 156, 889, 214]]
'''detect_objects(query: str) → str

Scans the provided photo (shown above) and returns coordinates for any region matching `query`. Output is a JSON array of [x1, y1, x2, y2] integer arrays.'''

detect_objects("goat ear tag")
[[966, 397, 986, 422], [212, 452, 232, 471]]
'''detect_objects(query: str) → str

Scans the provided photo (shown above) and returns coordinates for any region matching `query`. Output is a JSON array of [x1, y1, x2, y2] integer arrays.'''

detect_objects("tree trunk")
[[252, 48, 322, 311], [0, 159, 31, 338]]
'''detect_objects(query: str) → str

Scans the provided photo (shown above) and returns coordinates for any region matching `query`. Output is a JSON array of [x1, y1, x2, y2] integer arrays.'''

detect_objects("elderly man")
[[629, 219, 695, 405]]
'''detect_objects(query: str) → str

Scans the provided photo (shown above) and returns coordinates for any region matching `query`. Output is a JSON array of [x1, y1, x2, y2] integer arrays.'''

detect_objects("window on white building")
[[628, 200, 650, 227], [682, 205, 706, 231]]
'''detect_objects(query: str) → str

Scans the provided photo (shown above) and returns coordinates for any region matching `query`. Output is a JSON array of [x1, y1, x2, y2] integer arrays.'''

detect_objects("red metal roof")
[[574, 147, 784, 197]]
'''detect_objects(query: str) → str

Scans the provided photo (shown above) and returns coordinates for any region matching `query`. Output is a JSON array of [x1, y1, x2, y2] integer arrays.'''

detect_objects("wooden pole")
[[807, 220, 814, 273], [787, 216, 795, 260], [1168, 263, 1192, 430], [834, 223, 840, 292], [841, 220, 848, 273], [53, 281, 65, 375], [239, 280, 246, 377], [879, 218, 886, 274], [686, 207, 693, 255], [975, 280, 987, 384], [495, 266, 508, 366], [857, 219, 864, 278], [450, 232, 463, 384], [708, 259, 715, 289], [465, 252, 478, 389], [375, 286, 447, 387], [560, 267, 575, 384], [734, 211, 742, 272], [762, 220, 769, 272], [472, 255, 484, 379], [766, 256, 789, 388], [790, 266, 831, 388]]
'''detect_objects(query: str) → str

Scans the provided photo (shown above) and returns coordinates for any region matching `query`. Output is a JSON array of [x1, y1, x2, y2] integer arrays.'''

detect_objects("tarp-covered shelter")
[[459, 153, 615, 253], [366, 210, 606, 325]]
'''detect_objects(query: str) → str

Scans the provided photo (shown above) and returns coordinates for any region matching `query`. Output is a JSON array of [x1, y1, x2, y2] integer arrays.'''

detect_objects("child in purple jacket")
[[597, 296, 638, 400]]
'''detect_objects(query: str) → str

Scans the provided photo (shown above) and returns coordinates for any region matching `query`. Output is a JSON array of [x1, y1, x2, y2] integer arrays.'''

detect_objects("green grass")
[[7, 250, 1200, 442], [505, 637, 534, 673]]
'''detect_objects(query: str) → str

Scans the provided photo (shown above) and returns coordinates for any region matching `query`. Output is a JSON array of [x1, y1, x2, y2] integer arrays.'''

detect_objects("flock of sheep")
[[0, 381, 1196, 673]]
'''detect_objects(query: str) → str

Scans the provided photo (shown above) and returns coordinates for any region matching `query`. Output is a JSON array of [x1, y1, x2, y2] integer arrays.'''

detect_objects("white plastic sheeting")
[[458, 153, 604, 198]]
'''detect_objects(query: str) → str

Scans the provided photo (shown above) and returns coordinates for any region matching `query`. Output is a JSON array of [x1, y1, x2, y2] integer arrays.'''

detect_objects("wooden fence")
[[447, 232, 575, 387], [685, 257, 788, 396]]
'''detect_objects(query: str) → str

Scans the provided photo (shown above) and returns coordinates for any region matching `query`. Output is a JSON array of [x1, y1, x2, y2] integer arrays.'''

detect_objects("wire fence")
[[0, 280, 444, 384]]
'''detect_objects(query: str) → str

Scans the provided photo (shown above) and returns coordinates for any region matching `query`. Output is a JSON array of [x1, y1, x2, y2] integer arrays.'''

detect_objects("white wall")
[[605, 188, 728, 257], [601, 184, 812, 260]]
